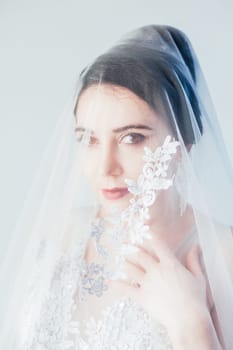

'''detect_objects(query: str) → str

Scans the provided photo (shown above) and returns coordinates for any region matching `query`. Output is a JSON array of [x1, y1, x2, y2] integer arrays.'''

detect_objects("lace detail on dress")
[[21, 246, 173, 350], [83, 297, 173, 350], [21, 244, 84, 350]]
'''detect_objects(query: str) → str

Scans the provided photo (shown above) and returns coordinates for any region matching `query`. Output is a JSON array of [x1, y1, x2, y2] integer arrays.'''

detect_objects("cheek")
[[80, 152, 98, 188], [119, 148, 145, 179]]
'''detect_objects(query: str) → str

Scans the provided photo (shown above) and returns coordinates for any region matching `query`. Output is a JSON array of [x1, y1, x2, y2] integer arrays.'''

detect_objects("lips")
[[101, 187, 129, 200]]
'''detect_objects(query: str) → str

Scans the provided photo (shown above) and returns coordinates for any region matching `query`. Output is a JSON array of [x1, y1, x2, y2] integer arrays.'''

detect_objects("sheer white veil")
[[0, 25, 232, 349]]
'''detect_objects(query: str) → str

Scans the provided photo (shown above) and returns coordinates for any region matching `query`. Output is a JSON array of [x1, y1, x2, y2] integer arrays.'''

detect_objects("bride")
[[0, 25, 232, 350]]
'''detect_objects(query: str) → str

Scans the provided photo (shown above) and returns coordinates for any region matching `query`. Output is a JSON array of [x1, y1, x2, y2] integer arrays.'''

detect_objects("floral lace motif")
[[22, 245, 173, 350], [21, 243, 84, 350], [83, 297, 173, 350], [79, 136, 180, 299]]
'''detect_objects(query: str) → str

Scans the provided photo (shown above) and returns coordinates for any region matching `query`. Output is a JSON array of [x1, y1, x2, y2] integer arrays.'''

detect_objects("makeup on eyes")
[[74, 124, 155, 145], [118, 132, 146, 144]]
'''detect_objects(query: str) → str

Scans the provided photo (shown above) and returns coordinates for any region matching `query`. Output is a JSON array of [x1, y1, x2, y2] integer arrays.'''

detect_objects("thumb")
[[185, 245, 204, 279]]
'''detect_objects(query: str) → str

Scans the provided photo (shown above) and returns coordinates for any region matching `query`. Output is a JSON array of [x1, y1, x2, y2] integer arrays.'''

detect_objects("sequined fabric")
[[21, 244, 173, 350]]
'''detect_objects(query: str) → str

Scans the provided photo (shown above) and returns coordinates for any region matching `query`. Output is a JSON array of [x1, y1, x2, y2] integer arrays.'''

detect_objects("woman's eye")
[[120, 133, 146, 144], [76, 134, 98, 146]]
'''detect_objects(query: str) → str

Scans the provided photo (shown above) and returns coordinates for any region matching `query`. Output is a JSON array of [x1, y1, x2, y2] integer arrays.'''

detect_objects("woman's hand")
[[109, 236, 221, 349]]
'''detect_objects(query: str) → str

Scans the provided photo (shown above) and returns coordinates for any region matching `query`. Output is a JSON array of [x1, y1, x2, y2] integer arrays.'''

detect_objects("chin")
[[99, 195, 132, 214]]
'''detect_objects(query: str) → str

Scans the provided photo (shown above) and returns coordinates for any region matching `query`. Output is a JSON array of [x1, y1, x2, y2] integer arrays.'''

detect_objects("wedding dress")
[[21, 207, 198, 350], [0, 25, 233, 350]]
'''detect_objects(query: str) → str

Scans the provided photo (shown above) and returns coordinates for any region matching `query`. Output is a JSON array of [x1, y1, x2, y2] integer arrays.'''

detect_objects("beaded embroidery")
[[22, 244, 173, 350]]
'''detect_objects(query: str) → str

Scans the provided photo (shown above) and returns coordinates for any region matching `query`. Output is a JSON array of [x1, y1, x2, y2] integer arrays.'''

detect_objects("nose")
[[99, 144, 123, 177]]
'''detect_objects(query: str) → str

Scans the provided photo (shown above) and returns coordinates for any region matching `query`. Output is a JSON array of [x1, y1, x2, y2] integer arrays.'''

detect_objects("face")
[[75, 84, 174, 214]]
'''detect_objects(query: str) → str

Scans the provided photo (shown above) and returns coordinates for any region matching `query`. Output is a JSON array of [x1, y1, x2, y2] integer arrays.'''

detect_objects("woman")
[[0, 25, 232, 349]]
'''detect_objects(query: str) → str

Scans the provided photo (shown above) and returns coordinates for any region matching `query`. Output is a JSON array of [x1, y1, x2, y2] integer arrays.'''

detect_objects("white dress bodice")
[[21, 222, 197, 350]]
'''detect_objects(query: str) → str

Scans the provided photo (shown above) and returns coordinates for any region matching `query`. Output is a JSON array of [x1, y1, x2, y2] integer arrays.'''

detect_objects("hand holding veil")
[[0, 25, 233, 350]]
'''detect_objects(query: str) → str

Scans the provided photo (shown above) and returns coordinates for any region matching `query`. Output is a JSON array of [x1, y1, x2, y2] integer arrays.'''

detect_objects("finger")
[[149, 234, 176, 264], [123, 259, 145, 283], [126, 245, 157, 272], [107, 279, 139, 298]]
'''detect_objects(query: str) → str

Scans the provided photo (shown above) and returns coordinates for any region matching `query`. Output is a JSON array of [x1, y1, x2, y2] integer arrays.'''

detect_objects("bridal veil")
[[0, 25, 232, 349]]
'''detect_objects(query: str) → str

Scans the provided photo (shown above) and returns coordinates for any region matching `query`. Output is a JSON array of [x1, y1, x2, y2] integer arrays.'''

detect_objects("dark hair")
[[75, 25, 202, 145]]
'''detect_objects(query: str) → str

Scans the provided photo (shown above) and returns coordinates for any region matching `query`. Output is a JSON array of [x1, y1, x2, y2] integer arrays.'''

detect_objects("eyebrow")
[[74, 124, 154, 133]]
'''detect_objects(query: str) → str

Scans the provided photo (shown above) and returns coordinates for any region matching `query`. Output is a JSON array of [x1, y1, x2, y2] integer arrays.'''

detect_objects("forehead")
[[75, 84, 159, 129]]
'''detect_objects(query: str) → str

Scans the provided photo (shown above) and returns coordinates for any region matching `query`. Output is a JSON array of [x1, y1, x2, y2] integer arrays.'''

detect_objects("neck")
[[148, 204, 195, 249], [97, 190, 196, 251]]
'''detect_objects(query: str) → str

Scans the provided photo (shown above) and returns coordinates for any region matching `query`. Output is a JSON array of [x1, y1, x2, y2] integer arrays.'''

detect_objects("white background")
[[0, 0, 232, 251]]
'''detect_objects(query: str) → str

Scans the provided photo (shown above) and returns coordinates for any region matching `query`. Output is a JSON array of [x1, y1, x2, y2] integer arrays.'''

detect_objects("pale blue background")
[[0, 0, 232, 252]]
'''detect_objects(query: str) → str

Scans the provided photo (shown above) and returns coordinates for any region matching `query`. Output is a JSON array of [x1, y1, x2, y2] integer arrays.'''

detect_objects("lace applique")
[[21, 243, 85, 350], [83, 297, 173, 350], [22, 247, 173, 350], [78, 261, 109, 300], [81, 136, 180, 299]]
